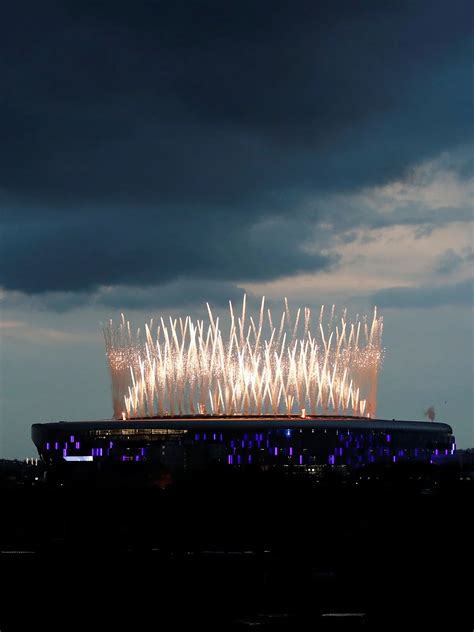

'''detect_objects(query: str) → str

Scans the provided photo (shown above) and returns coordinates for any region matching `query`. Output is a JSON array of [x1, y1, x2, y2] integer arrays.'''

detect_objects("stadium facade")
[[32, 416, 455, 480]]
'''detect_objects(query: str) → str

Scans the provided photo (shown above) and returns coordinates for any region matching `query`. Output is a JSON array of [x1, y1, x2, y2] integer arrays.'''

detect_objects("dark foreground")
[[1, 465, 472, 631]]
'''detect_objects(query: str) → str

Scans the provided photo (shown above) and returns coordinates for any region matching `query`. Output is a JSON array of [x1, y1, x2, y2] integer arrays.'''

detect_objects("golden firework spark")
[[103, 296, 383, 420]]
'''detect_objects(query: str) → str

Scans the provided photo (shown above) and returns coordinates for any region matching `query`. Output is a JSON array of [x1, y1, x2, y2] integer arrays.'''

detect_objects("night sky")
[[1, 1, 472, 456]]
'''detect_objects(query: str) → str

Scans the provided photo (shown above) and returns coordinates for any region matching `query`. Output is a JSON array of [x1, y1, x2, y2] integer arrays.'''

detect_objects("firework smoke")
[[104, 296, 384, 420], [424, 406, 436, 421]]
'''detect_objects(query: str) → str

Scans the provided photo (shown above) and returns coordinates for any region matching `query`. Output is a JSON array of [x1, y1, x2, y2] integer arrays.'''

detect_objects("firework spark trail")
[[103, 296, 384, 420]]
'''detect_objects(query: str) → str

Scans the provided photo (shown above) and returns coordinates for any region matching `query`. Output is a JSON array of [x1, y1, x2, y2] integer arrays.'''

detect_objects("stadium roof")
[[32, 416, 453, 434]]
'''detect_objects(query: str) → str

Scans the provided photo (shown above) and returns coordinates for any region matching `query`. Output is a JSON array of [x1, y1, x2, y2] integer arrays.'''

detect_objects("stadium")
[[32, 416, 455, 483]]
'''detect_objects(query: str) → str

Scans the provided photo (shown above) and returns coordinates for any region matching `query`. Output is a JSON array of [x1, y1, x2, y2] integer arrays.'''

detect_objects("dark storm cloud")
[[0, 279, 248, 312], [0, 209, 337, 293], [371, 277, 474, 309], [0, 1, 472, 296], [435, 248, 474, 275]]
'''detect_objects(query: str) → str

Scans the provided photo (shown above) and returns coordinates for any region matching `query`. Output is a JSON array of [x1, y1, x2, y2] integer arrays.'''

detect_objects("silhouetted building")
[[32, 416, 455, 482]]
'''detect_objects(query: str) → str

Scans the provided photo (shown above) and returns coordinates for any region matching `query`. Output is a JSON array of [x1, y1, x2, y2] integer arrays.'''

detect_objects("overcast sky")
[[1, 1, 473, 457]]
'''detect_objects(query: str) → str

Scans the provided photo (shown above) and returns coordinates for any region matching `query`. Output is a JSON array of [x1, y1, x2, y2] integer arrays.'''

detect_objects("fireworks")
[[103, 296, 383, 420]]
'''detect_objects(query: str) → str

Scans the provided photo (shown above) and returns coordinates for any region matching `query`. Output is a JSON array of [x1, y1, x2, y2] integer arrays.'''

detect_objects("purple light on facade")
[[70, 436, 74, 443], [109, 441, 113, 448], [237, 455, 241, 465], [328, 455, 335, 465], [241, 440, 245, 448], [386, 434, 391, 443], [228, 455, 233, 465], [203, 434, 207, 441], [63, 449, 67, 457], [248, 455, 252, 464], [299, 455, 303, 465], [54, 442, 59, 450], [274, 447, 278, 456], [195, 433, 200, 441], [46, 442, 50, 450], [141, 448, 145, 456], [76, 442, 80, 449], [435, 449, 439, 456], [393, 456, 397, 462], [135, 456, 139, 462], [289, 447, 293, 456], [231, 440, 235, 448], [339, 447, 343, 456], [213, 434, 216, 440], [219, 433, 223, 441]]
